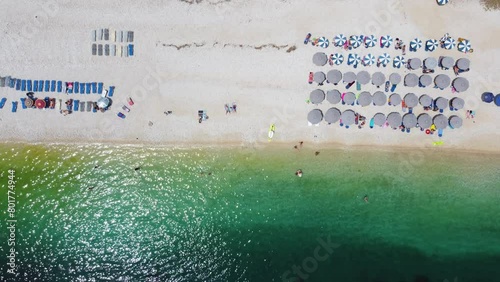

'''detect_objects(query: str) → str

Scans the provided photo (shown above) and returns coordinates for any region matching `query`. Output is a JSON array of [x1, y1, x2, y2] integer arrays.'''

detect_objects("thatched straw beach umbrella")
[[387, 112, 402, 128], [314, 72, 326, 84], [435, 97, 449, 110], [343, 71, 356, 84], [308, 109, 323, 125], [313, 52, 328, 66], [456, 58, 470, 70], [433, 114, 447, 129], [419, 75, 432, 87], [440, 56, 454, 69], [424, 57, 437, 69], [373, 113, 386, 127], [356, 71, 370, 85], [324, 107, 341, 124], [389, 93, 402, 106], [326, 90, 341, 104], [417, 113, 432, 129], [341, 109, 356, 126], [310, 89, 325, 105], [450, 97, 465, 110], [327, 70, 342, 84], [452, 77, 469, 92], [404, 93, 418, 108], [372, 91, 387, 106], [448, 115, 463, 129], [343, 92, 356, 105], [402, 113, 417, 128], [372, 72, 386, 87], [419, 94, 433, 107], [404, 73, 419, 87], [434, 74, 451, 89], [389, 73, 401, 85], [408, 58, 422, 70], [357, 91, 372, 106]]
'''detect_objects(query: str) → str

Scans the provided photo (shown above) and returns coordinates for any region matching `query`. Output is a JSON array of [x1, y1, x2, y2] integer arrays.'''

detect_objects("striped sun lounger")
[[45, 80, 50, 92], [12, 101, 17, 112], [33, 80, 38, 92], [21, 80, 26, 91], [57, 81, 62, 92], [86, 83, 91, 94], [20, 98, 27, 109], [97, 83, 103, 94], [108, 86, 115, 97], [50, 80, 56, 92], [27, 80, 32, 91], [80, 83, 85, 94], [86, 101, 92, 112], [73, 100, 80, 111], [74, 82, 79, 93], [0, 98, 6, 109], [105, 44, 110, 56], [38, 80, 44, 92]]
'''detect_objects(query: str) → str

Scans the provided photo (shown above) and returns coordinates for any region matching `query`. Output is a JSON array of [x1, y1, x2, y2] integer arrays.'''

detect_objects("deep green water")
[[0, 143, 499, 282]]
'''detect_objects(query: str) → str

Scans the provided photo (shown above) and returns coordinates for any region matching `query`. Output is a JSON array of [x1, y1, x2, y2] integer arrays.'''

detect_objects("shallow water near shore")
[[0, 143, 499, 282]]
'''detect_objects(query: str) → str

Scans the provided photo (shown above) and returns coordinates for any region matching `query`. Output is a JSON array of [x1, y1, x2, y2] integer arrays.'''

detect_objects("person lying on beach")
[[453, 65, 460, 75], [423, 68, 434, 74]]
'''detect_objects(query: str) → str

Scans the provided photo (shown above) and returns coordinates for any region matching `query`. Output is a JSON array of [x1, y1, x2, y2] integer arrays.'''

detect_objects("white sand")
[[0, 0, 499, 152]]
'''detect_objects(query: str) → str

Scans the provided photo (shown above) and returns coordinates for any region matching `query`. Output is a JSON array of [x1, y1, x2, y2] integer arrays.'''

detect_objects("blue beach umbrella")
[[363, 54, 375, 66], [410, 38, 422, 51], [379, 53, 391, 66], [364, 35, 377, 48], [380, 35, 393, 48], [458, 40, 472, 53], [437, 0, 449, 5], [331, 53, 344, 65], [348, 53, 361, 66], [334, 34, 347, 47], [349, 35, 362, 48], [482, 92, 494, 103], [443, 38, 456, 50], [425, 39, 438, 51], [318, 37, 329, 48], [393, 56, 405, 68]]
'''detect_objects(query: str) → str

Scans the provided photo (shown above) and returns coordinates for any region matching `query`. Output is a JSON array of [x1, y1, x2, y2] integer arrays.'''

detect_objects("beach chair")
[[57, 81, 62, 93], [57, 99, 62, 110], [117, 45, 122, 57], [80, 101, 85, 112], [117, 112, 126, 119], [120, 31, 125, 42], [86, 101, 92, 112], [98, 44, 103, 56], [92, 103, 97, 113], [0, 77, 5, 87], [8, 77, 15, 88], [21, 80, 26, 91], [123, 46, 128, 57], [92, 30, 97, 41], [79, 82, 85, 94], [0, 98, 6, 109], [104, 28, 109, 40], [27, 80, 32, 91], [44, 97, 50, 108], [98, 29, 103, 40], [50, 80, 56, 92], [74, 82, 79, 93], [66, 82, 73, 94], [11, 101, 17, 112], [128, 44, 134, 56], [86, 83, 91, 94], [33, 80, 38, 92], [16, 79, 22, 90], [45, 80, 50, 92], [97, 82, 103, 94], [91, 82, 97, 94], [73, 100, 80, 111], [38, 80, 44, 92], [92, 44, 97, 56], [104, 44, 110, 56], [108, 86, 115, 97], [110, 29, 116, 42], [20, 98, 27, 109], [128, 31, 134, 42], [111, 44, 116, 56]]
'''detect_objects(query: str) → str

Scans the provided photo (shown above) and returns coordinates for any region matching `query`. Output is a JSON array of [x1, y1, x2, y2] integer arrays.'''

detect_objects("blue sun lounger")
[[91, 82, 97, 93], [12, 101, 17, 112], [9, 77, 16, 88], [108, 86, 115, 97], [86, 83, 91, 94], [50, 80, 56, 92], [128, 44, 134, 56], [67, 83, 73, 94], [45, 80, 50, 92], [97, 82, 103, 94], [57, 81, 62, 92], [74, 100, 80, 111], [15, 79, 21, 90], [20, 98, 27, 109], [5, 77, 13, 88], [27, 80, 32, 91], [21, 80, 26, 91], [38, 80, 44, 92], [33, 80, 38, 92], [0, 98, 7, 109], [79, 82, 85, 94], [74, 82, 79, 93]]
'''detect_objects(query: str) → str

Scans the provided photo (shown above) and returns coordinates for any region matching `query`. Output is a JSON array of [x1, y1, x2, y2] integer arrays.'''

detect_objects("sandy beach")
[[0, 0, 499, 152]]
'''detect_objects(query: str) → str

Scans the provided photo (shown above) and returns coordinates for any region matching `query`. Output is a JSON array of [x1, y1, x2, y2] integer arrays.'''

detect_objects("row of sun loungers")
[[92, 44, 134, 57], [92, 29, 134, 43], [0, 77, 112, 96]]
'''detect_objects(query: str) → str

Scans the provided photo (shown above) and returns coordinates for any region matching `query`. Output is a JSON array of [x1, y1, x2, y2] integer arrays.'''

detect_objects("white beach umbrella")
[[378, 53, 391, 66], [349, 35, 362, 48], [410, 38, 422, 51], [458, 40, 472, 53], [393, 56, 405, 68], [380, 35, 393, 48], [318, 37, 329, 48], [437, 0, 449, 5], [331, 53, 344, 65], [364, 35, 377, 48], [443, 38, 456, 50], [425, 39, 438, 51], [363, 54, 375, 66], [348, 53, 361, 66], [334, 34, 347, 47]]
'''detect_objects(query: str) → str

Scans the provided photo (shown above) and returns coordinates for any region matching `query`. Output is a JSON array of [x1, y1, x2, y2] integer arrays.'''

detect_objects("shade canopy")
[[402, 113, 417, 128], [440, 56, 454, 69], [434, 74, 451, 89], [443, 37, 456, 49], [456, 58, 470, 70], [326, 90, 341, 104], [349, 35, 362, 48], [419, 75, 432, 87], [25, 98, 34, 108], [314, 72, 326, 84], [341, 110, 356, 126], [327, 70, 342, 84], [364, 35, 377, 47], [404, 73, 419, 87], [452, 77, 469, 92], [448, 116, 463, 129], [356, 71, 370, 85], [404, 93, 419, 108], [310, 89, 325, 104], [348, 53, 361, 66], [313, 52, 328, 66], [372, 72, 386, 86], [343, 71, 356, 83], [308, 109, 323, 124], [318, 37, 329, 48], [334, 34, 347, 46], [424, 57, 437, 69], [419, 94, 433, 107], [481, 92, 494, 103], [324, 107, 341, 124], [426, 39, 438, 51], [450, 97, 465, 110], [357, 91, 372, 107], [393, 56, 405, 68], [97, 97, 110, 108], [372, 91, 387, 106], [379, 53, 391, 66], [433, 114, 448, 129], [457, 40, 471, 53], [343, 92, 356, 105], [435, 97, 449, 110], [389, 93, 402, 106], [389, 73, 401, 85], [35, 99, 46, 109], [331, 53, 344, 65], [363, 54, 376, 66], [417, 113, 432, 129], [408, 58, 421, 70], [387, 112, 402, 128], [380, 35, 393, 48], [410, 38, 422, 51], [373, 113, 386, 126]]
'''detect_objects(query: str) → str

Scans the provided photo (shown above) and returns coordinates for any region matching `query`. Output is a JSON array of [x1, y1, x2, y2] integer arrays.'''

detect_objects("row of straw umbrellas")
[[308, 108, 463, 130], [313, 70, 469, 92], [310, 89, 465, 110]]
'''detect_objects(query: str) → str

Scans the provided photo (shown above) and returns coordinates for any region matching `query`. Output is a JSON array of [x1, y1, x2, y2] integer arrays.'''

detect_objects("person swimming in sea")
[[363, 195, 369, 203], [295, 169, 303, 177]]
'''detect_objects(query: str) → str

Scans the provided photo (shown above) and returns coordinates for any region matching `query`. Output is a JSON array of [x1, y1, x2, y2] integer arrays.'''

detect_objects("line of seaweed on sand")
[[157, 41, 297, 53]]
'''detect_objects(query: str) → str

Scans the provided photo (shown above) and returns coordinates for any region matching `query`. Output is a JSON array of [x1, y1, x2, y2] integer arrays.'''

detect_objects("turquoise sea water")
[[0, 143, 499, 282]]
